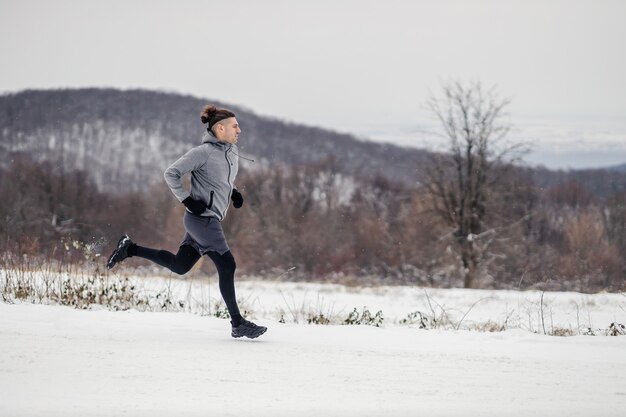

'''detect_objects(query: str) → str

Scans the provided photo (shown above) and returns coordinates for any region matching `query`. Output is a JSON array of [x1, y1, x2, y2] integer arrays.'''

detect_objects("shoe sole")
[[107, 235, 130, 270], [231, 327, 267, 339]]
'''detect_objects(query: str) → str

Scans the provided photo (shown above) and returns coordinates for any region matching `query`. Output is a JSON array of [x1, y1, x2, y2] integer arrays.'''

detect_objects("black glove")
[[182, 196, 207, 215], [231, 188, 244, 208]]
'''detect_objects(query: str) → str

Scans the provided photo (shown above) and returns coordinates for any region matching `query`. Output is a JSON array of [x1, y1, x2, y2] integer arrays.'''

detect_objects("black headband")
[[208, 114, 233, 131]]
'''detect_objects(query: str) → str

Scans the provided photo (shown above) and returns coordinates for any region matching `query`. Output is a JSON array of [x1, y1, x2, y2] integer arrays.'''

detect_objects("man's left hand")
[[231, 188, 244, 208]]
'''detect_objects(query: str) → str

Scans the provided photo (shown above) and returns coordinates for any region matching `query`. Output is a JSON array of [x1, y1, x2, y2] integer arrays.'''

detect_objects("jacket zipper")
[[225, 147, 233, 204], [208, 190, 214, 209]]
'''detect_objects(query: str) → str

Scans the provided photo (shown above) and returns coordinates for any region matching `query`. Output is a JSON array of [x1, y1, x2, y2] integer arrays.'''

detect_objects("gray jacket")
[[164, 131, 239, 222]]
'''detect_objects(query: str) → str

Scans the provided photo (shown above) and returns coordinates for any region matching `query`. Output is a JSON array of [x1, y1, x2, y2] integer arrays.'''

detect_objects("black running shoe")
[[231, 318, 267, 339], [106, 235, 133, 270]]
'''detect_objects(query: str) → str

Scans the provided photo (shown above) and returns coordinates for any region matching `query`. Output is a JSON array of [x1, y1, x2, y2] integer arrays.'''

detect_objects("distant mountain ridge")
[[609, 163, 626, 173], [1, 88, 625, 198], [0, 88, 429, 193]]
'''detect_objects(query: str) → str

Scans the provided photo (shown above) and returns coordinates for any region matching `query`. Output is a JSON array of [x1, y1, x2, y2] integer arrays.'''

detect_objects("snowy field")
[[1, 274, 626, 416]]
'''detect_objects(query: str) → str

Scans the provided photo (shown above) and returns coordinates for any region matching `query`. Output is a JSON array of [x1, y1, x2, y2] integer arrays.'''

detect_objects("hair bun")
[[200, 105, 218, 124], [200, 105, 236, 129]]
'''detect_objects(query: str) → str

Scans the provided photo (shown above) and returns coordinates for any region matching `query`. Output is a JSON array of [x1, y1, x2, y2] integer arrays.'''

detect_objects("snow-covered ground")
[[1, 275, 626, 416]]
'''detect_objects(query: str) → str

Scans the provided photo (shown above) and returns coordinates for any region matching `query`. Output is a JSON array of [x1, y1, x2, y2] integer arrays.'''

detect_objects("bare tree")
[[424, 81, 523, 288]]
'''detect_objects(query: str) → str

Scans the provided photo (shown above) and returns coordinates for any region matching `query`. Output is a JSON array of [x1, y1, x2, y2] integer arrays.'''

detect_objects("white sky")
[[1, 0, 625, 168]]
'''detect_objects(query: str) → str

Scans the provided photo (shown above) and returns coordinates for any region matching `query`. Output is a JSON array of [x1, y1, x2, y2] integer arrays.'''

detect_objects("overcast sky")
[[1, 0, 625, 168]]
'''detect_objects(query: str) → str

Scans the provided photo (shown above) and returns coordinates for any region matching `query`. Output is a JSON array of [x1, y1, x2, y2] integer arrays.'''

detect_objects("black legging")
[[134, 244, 242, 323]]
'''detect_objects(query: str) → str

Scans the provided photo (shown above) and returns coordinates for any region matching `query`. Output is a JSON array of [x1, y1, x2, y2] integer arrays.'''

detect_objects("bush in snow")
[[581, 323, 625, 337], [344, 307, 384, 327], [550, 327, 576, 337], [210, 300, 250, 321], [606, 322, 625, 336], [401, 311, 433, 329], [307, 313, 331, 325]]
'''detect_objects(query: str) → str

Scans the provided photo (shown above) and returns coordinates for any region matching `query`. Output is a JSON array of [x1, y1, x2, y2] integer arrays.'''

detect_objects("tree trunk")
[[461, 242, 479, 288]]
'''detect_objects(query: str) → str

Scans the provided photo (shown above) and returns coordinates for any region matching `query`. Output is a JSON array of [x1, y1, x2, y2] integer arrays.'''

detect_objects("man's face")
[[215, 117, 241, 144]]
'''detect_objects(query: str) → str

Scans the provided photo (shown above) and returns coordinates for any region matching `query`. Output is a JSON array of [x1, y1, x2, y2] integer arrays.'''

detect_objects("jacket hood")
[[202, 130, 235, 151], [202, 130, 221, 145]]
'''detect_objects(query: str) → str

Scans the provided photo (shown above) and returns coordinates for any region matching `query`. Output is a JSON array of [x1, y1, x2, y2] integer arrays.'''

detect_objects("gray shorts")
[[180, 212, 230, 255]]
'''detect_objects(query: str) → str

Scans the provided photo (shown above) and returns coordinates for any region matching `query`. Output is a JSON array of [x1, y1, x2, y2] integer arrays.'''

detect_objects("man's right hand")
[[182, 197, 207, 216]]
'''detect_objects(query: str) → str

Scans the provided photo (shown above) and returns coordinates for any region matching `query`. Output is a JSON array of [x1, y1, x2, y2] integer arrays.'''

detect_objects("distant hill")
[[0, 88, 430, 193], [1, 88, 625, 198], [609, 163, 626, 173]]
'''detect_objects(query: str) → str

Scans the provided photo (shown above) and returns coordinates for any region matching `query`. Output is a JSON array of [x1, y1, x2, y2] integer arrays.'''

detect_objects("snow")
[[1, 279, 626, 416]]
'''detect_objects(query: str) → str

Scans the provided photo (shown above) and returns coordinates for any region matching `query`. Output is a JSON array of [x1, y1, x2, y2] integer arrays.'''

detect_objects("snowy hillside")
[[0, 88, 428, 193], [1, 275, 626, 416]]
